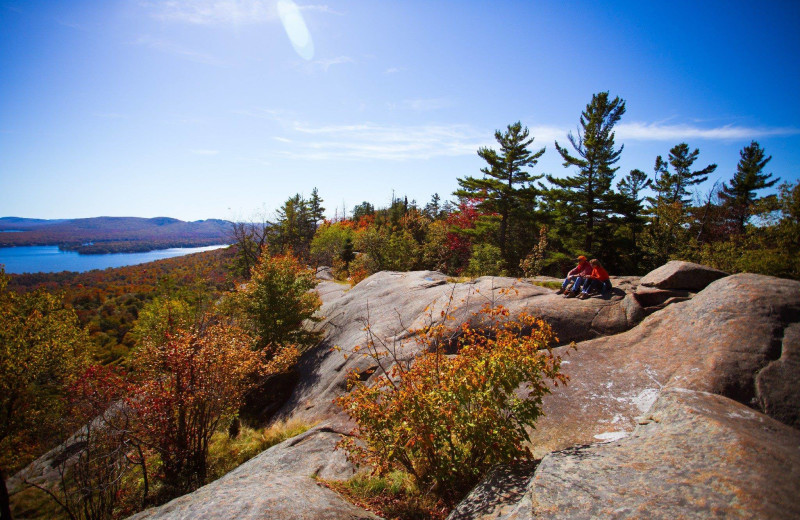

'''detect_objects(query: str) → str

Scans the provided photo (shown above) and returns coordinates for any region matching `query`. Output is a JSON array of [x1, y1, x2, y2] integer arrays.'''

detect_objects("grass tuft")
[[207, 418, 312, 480], [529, 280, 562, 289], [321, 471, 450, 520], [445, 276, 474, 284]]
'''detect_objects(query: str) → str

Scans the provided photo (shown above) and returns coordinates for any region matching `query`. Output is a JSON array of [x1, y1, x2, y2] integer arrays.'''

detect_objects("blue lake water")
[[0, 245, 228, 274]]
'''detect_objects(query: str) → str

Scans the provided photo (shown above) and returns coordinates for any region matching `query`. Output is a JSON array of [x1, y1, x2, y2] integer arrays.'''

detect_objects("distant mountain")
[[0, 217, 67, 229], [0, 216, 231, 253]]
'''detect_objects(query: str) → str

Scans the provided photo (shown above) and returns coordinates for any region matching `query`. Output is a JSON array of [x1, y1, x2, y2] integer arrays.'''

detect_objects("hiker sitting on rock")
[[557, 255, 592, 296], [576, 259, 612, 300]]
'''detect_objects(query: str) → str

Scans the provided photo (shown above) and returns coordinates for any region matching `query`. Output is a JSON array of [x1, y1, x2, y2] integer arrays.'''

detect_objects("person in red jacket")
[[577, 258, 612, 299], [557, 255, 593, 295]]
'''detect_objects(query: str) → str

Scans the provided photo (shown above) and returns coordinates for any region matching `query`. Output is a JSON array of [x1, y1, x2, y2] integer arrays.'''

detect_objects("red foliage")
[[444, 199, 483, 272]]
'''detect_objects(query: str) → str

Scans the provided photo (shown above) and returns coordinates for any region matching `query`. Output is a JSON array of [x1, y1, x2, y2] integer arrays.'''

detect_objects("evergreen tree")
[[308, 187, 326, 233], [273, 194, 315, 257], [352, 201, 375, 222], [616, 169, 651, 271], [547, 92, 626, 253], [454, 122, 545, 268], [424, 193, 442, 219], [719, 141, 779, 233], [651, 143, 717, 206], [643, 144, 715, 269]]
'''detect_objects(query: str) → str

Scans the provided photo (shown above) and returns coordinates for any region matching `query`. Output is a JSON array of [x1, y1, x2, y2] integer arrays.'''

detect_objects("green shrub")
[[231, 251, 322, 354], [466, 243, 505, 277]]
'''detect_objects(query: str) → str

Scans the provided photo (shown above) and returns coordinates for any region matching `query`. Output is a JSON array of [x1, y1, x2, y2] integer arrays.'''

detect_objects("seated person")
[[578, 259, 612, 299], [557, 255, 592, 295]]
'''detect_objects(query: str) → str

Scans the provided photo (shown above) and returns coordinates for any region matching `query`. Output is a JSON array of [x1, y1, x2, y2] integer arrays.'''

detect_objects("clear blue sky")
[[2, 0, 799, 221]]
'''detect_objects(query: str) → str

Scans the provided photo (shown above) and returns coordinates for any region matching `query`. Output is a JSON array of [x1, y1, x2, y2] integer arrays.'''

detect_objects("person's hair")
[[589, 258, 601, 266]]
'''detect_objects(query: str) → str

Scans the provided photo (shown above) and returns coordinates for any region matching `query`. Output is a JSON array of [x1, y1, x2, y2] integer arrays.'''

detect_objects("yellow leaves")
[[0, 271, 89, 471]]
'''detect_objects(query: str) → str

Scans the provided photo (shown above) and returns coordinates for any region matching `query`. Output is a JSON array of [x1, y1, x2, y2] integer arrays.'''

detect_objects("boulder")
[[128, 418, 375, 520], [451, 389, 800, 520], [631, 285, 691, 308], [755, 322, 800, 428], [316, 266, 334, 281], [526, 273, 800, 457], [639, 260, 727, 290]]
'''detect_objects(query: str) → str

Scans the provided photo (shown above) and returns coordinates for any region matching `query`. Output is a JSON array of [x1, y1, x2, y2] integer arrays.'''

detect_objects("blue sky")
[[1, 0, 799, 221]]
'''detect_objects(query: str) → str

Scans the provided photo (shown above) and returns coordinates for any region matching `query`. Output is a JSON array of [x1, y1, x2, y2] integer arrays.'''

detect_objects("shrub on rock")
[[336, 303, 566, 504]]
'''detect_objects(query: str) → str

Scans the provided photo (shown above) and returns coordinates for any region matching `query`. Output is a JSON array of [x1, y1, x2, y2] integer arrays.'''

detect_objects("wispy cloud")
[[309, 55, 354, 71], [231, 107, 294, 121], [234, 110, 561, 160], [525, 125, 569, 144], [384, 67, 401, 74], [273, 122, 489, 160], [56, 18, 86, 30], [144, 0, 337, 25], [133, 35, 223, 65], [298, 4, 343, 15], [145, 0, 276, 25], [617, 122, 800, 141], [391, 98, 454, 112]]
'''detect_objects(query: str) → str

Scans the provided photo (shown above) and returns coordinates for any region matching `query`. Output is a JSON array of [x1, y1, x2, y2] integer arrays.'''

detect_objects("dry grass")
[[9, 485, 70, 520], [528, 280, 562, 290], [321, 471, 450, 520], [207, 418, 312, 480]]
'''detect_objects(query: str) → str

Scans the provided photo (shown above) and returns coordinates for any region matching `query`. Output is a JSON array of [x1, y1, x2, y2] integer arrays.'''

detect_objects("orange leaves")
[[126, 322, 263, 493], [335, 302, 566, 503]]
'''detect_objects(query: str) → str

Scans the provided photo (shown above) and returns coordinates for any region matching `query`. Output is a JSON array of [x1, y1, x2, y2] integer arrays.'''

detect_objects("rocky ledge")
[[16, 262, 797, 520]]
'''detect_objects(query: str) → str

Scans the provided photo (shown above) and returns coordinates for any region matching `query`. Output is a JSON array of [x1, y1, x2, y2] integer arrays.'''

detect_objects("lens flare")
[[277, 0, 314, 61]]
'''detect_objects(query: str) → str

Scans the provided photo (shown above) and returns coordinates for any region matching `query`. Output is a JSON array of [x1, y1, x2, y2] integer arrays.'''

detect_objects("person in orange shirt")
[[577, 258, 612, 299], [557, 255, 593, 295]]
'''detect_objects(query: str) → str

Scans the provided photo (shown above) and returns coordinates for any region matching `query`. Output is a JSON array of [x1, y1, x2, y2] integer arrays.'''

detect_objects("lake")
[[0, 245, 228, 274]]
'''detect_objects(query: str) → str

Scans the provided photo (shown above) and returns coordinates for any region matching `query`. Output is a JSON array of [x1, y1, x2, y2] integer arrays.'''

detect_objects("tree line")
[[236, 91, 798, 281]]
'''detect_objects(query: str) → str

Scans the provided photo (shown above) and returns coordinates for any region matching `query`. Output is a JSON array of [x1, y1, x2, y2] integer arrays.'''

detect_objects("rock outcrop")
[[19, 262, 794, 520], [524, 273, 800, 456], [450, 388, 800, 520], [280, 270, 649, 425], [638, 259, 728, 290], [128, 416, 376, 520]]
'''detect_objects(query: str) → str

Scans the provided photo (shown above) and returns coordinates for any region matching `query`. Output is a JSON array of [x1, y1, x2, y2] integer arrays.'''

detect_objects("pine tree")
[[616, 169, 651, 271], [308, 187, 326, 233], [352, 202, 375, 222], [719, 141, 779, 233], [273, 194, 315, 258], [651, 143, 717, 206], [547, 92, 626, 253], [617, 169, 650, 242], [424, 193, 442, 219], [454, 121, 545, 268]]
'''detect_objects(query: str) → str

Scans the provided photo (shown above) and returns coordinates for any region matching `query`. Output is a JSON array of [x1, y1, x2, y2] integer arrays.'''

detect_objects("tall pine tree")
[[308, 187, 326, 233], [719, 141, 779, 233], [547, 91, 626, 254], [454, 122, 545, 268], [651, 143, 717, 207]]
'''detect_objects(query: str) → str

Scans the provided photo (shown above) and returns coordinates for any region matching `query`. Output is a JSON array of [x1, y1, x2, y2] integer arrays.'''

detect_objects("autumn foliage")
[[127, 323, 263, 495], [336, 303, 567, 503]]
